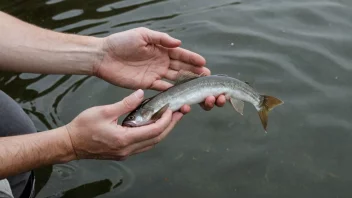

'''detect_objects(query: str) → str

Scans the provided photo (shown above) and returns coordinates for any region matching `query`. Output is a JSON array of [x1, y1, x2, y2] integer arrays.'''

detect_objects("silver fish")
[[122, 71, 283, 131]]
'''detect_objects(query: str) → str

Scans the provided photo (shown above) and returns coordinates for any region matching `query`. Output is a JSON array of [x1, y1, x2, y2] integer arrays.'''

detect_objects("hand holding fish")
[[65, 89, 181, 160], [0, 12, 285, 182], [94, 27, 226, 112]]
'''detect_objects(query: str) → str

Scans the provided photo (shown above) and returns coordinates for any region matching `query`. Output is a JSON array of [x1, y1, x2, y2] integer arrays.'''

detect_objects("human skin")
[[0, 11, 226, 179]]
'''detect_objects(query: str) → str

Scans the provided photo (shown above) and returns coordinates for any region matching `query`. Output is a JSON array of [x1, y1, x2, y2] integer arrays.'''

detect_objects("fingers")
[[200, 95, 227, 111], [169, 60, 211, 76], [112, 94, 226, 159], [124, 109, 173, 143], [166, 62, 211, 82], [168, 47, 206, 67], [164, 70, 179, 81], [108, 89, 144, 117], [113, 111, 182, 160], [129, 112, 183, 155], [216, 95, 227, 107], [150, 80, 173, 91], [140, 28, 181, 48], [179, 105, 191, 114], [200, 96, 216, 111], [137, 28, 206, 67]]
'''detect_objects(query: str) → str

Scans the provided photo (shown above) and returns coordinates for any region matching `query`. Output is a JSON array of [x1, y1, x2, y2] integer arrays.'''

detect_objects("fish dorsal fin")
[[174, 70, 206, 85], [244, 81, 257, 92], [244, 78, 256, 88]]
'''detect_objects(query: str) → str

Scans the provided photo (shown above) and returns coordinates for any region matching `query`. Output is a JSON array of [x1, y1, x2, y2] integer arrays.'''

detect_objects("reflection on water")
[[0, 73, 91, 130], [36, 160, 135, 198], [52, 9, 84, 21], [0, 73, 46, 102], [1, 0, 352, 197], [45, 179, 114, 198]]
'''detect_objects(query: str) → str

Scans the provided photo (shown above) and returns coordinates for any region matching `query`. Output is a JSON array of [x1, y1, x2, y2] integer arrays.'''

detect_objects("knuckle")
[[100, 106, 111, 116], [153, 136, 161, 144], [122, 98, 134, 110], [136, 27, 149, 32], [115, 135, 128, 148], [162, 32, 169, 37]]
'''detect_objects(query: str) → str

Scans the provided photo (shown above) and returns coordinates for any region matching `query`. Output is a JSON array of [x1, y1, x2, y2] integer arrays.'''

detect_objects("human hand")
[[94, 27, 226, 112], [65, 89, 182, 160]]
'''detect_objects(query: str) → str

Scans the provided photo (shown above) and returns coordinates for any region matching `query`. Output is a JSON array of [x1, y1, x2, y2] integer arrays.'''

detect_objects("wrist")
[[51, 126, 77, 163], [91, 36, 111, 78], [70, 35, 105, 76]]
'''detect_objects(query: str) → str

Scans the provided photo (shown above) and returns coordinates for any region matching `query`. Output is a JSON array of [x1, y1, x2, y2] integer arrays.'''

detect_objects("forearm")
[[0, 11, 104, 75], [0, 126, 75, 179]]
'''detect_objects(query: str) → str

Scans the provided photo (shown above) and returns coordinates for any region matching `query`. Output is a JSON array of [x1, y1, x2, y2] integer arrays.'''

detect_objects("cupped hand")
[[65, 89, 182, 160], [94, 27, 226, 112]]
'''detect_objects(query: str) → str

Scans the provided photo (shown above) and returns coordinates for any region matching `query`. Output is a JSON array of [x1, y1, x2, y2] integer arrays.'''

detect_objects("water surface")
[[1, 0, 352, 197]]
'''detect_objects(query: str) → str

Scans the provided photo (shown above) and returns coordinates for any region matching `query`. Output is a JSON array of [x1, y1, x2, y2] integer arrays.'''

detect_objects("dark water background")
[[1, 0, 352, 197]]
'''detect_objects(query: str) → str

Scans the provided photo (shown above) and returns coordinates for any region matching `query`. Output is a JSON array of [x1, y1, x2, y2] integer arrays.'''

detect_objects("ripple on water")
[[45, 0, 65, 5], [96, 0, 162, 12], [35, 160, 135, 197], [2, 0, 352, 197], [306, 114, 352, 130], [179, 1, 352, 99], [52, 9, 84, 21]]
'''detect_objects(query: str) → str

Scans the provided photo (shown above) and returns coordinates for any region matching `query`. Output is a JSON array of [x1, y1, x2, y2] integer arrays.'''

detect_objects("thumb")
[[108, 89, 144, 117], [144, 28, 181, 48]]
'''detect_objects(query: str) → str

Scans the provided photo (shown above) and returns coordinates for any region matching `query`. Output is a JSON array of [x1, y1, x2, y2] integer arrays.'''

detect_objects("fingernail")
[[134, 89, 144, 99]]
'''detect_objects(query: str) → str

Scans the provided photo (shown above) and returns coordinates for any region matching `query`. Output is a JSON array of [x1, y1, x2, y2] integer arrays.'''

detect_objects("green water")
[[1, 0, 352, 197]]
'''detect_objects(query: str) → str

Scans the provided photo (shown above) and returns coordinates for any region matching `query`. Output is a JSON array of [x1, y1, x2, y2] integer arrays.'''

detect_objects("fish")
[[122, 71, 283, 131]]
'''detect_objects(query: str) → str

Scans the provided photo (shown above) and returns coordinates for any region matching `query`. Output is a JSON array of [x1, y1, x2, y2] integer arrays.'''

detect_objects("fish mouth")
[[122, 121, 138, 127], [122, 120, 154, 128]]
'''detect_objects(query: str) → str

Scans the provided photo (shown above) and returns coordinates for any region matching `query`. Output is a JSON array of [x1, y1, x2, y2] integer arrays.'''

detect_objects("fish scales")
[[146, 75, 261, 112], [122, 74, 283, 131]]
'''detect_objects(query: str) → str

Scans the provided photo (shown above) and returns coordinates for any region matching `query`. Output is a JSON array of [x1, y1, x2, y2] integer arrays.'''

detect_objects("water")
[[1, 0, 352, 197]]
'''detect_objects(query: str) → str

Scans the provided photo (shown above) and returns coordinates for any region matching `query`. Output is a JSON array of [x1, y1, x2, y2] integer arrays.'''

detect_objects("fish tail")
[[257, 95, 284, 131]]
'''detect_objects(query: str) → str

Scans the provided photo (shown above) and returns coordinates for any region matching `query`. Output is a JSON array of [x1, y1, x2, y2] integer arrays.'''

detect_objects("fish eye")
[[128, 115, 135, 120]]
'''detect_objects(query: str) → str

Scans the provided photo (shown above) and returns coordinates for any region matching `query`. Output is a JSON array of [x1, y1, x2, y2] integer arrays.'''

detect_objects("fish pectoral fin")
[[230, 98, 244, 115], [151, 103, 170, 120], [141, 97, 153, 105], [175, 70, 206, 85]]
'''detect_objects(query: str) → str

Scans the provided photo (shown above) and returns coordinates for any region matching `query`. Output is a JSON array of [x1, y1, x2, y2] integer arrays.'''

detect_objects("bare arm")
[[0, 90, 180, 179], [0, 127, 75, 179], [0, 11, 226, 111], [0, 11, 102, 75]]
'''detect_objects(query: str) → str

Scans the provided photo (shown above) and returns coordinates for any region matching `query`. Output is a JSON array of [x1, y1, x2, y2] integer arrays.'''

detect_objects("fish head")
[[122, 107, 155, 127]]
